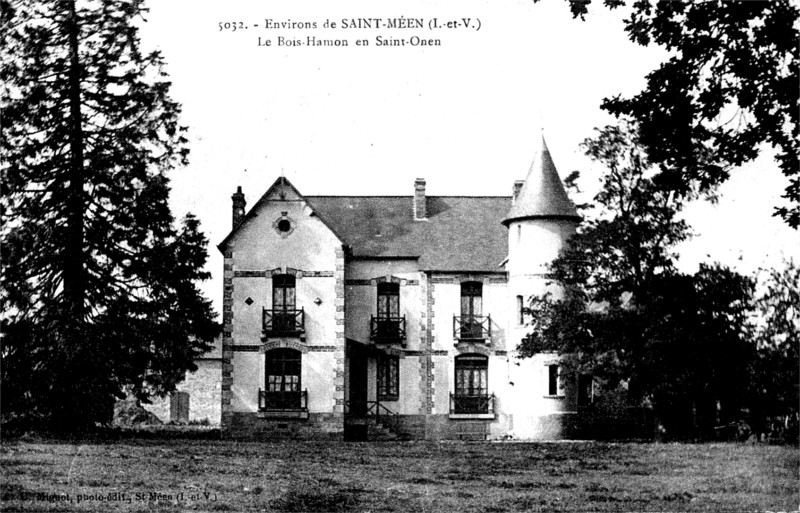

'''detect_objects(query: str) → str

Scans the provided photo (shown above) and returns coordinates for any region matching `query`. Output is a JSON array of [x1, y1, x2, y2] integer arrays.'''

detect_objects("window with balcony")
[[261, 348, 306, 411], [377, 355, 399, 401], [452, 354, 492, 414], [370, 282, 406, 344], [263, 274, 304, 336], [454, 281, 490, 341]]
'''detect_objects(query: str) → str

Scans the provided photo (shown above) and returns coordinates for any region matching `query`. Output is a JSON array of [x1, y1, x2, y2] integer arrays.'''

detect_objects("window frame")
[[272, 274, 296, 311], [454, 354, 489, 398], [376, 282, 400, 319], [377, 355, 400, 401], [460, 281, 483, 318], [265, 348, 302, 393], [547, 364, 560, 397]]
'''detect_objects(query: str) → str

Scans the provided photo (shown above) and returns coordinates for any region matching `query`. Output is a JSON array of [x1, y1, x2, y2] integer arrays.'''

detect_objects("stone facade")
[[216, 138, 611, 440]]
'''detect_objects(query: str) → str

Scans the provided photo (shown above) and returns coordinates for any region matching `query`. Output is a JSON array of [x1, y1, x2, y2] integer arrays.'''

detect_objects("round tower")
[[502, 136, 581, 440], [503, 136, 580, 294]]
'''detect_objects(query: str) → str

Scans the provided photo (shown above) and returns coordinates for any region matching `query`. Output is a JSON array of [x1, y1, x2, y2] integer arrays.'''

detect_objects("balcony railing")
[[263, 308, 305, 336], [453, 315, 491, 341], [450, 393, 495, 415], [370, 315, 406, 344], [259, 389, 308, 411]]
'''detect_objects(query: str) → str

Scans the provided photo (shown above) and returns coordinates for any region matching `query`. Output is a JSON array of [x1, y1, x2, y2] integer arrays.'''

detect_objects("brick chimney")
[[511, 180, 525, 205], [232, 186, 246, 228], [413, 178, 427, 220]]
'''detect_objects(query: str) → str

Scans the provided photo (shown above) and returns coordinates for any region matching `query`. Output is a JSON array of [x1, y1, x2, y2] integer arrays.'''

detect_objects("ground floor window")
[[454, 354, 489, 413], [263, 348, 302, 410], [378, 355, 399, 401]]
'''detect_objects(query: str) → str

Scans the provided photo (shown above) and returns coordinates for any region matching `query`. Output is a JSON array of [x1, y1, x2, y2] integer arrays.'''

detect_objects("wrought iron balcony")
[[263, 308, 304, 336], [453, 315, 491, 341], [370, 315, 406, 345], [450, 393, 495, 415], [259, 389, 308, 411]]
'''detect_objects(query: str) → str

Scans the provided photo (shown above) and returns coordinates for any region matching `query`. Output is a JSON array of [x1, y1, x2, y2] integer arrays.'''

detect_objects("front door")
[[348, 343, 368, 416]]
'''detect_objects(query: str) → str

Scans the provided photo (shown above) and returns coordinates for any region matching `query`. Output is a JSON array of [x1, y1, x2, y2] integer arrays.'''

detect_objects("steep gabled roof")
[[217, 176, 344, 251], [306, 195, 510, 272], [503, 136, 580, 225]]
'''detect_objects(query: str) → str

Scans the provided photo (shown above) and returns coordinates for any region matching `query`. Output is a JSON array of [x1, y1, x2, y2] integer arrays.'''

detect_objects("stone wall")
[[225, 412, 344, 440], [143, 359, 222, 425]]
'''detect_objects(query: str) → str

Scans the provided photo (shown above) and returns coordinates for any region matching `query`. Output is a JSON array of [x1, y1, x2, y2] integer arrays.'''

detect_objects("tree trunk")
[[65, 0, 86, 321]]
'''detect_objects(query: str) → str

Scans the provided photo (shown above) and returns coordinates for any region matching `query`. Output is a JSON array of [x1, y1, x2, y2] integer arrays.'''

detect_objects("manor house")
[[217, 137, 593, 440]]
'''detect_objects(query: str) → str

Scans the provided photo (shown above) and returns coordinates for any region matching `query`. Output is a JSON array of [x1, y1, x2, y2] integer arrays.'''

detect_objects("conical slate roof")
[[502, 136, 580, 225]]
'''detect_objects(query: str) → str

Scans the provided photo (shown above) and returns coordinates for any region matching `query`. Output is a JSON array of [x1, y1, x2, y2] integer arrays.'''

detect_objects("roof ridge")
[[306, 195, 512, 199]]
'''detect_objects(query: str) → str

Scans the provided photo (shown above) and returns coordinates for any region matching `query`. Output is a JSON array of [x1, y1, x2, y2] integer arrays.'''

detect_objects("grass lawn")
[[1, 438, 797, 512]]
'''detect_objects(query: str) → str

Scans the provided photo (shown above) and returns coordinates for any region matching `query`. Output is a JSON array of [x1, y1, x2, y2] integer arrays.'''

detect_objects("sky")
[[137, 0, 798, 316]]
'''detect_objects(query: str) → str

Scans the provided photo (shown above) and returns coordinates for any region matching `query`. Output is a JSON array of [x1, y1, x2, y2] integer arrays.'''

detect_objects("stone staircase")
[[344, 416, 401, 441], [344, 400, 404, 441]]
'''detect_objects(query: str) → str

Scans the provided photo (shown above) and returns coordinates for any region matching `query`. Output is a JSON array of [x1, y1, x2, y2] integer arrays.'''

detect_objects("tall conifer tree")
[[1, 0, 217, 429]]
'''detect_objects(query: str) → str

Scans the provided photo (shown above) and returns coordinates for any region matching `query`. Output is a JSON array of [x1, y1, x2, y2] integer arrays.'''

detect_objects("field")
[[1, 438, 797, 512]]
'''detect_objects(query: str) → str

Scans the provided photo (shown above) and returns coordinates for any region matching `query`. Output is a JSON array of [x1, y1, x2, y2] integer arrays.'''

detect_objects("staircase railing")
[[345, 400, 399, 431]]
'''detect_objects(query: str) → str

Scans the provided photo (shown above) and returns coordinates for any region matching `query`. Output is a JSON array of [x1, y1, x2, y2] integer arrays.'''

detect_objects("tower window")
[[547, 364, 559, 396], [517, 295, 524, 325], [277, 219, 291, 232]]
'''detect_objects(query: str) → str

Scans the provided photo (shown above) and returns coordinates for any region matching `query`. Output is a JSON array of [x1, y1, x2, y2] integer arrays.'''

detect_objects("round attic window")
[[273, 215, 295, 238]]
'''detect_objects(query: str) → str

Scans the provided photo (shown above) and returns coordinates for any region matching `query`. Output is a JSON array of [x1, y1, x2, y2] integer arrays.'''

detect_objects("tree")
[[539, 0, 800, 227], [750, 259, 800, 440], [519, 122, 757, 439], [0, 0, 217, 430]]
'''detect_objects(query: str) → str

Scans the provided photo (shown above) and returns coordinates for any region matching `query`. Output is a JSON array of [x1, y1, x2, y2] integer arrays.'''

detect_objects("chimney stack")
[[512, 180, 525, 205], [413, 178, 427, 220], [232, 186, 246, 228]]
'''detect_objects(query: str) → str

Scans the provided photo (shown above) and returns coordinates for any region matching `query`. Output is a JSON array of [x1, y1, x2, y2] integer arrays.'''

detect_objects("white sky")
[[137, 0, 798, 317]]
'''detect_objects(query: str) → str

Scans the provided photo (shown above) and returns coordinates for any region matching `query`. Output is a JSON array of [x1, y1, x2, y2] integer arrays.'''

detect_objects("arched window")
[[453, 354, 489, 413], [263, 348, 302, 410]]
